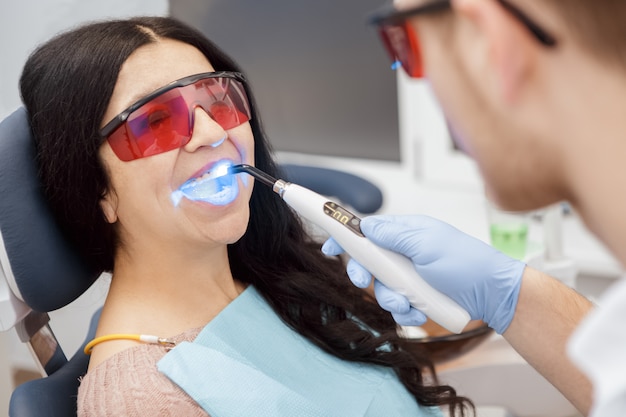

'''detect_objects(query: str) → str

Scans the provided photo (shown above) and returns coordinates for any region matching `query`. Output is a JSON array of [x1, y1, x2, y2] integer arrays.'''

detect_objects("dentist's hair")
[[20, 17, 472, 416], [544, 1, 626, 68]]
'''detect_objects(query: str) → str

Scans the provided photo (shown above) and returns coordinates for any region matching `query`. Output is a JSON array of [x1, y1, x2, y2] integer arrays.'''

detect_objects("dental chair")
[[0, 107, 384, 416], [0, 107, 101, 417], [279, 164, 383, 215]]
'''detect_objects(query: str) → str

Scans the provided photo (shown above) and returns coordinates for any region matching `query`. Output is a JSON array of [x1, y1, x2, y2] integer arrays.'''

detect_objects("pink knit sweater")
[[77, 327, 207, 416]]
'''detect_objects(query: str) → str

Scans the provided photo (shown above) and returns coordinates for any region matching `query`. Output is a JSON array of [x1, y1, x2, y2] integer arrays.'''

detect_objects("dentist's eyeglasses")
[[369, 0, 557, 78], [100, 71, 252, 161]]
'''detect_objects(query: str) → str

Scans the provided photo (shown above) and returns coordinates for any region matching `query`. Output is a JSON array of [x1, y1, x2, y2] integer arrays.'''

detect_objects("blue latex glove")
[[322, 214, 526, 334]]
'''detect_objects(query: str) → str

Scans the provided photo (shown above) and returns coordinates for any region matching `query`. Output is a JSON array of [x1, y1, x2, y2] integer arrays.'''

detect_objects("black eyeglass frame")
[[369, 0, 557, 47], [99, 71, 249, 139]]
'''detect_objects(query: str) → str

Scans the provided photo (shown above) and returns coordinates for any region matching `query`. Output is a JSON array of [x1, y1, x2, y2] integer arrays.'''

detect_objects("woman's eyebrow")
[[126, 88, 157, 107], [125, 80, 170, 107]]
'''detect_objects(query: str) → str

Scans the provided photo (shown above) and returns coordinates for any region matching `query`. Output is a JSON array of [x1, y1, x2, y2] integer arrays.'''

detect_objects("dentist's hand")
[[322, 215, 526, 334]]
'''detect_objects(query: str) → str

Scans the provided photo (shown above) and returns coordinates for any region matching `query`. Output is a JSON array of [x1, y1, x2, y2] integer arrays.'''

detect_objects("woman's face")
[[99, 39, 255, 255]]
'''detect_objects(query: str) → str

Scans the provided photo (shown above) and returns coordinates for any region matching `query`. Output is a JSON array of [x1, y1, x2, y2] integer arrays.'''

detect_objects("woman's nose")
[[183, 107, 227, 152]]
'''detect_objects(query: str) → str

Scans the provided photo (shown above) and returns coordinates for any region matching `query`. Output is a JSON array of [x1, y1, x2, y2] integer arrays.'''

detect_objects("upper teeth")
[[187, 170, 214, 186]]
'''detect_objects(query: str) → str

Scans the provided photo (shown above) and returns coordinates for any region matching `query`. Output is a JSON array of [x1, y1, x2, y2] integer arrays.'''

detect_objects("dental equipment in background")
[[225, 163, 471, 334]]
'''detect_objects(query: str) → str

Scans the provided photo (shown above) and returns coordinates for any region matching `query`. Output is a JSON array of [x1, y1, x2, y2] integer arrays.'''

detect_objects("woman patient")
[[19, 16, 473, 417]]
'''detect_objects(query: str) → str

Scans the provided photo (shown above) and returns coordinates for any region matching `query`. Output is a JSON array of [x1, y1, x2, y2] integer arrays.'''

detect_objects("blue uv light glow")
[[171, 160, 240, 207], [211, 136, 226, 148]]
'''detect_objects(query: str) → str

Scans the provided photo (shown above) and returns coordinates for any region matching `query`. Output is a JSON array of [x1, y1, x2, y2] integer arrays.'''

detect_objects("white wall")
[[0, 0, 169, 120], [0, 0, 168, 413]]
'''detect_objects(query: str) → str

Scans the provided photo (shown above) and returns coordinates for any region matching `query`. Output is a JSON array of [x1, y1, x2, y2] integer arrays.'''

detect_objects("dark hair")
[[545, 0, 626, 69], [20, 16, 473, 416]]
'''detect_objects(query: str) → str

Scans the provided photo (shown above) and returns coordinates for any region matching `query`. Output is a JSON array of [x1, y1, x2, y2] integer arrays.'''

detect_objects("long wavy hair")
[[20, 16, 473, 416]]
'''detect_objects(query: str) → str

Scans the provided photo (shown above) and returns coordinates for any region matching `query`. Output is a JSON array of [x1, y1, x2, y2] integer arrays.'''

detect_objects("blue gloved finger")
[[346, 258, 372, 288], [360, 215, 427, 257], [373, 279, 411, 314], [391, 308, 428, 327], [321, 237, 345, 256]]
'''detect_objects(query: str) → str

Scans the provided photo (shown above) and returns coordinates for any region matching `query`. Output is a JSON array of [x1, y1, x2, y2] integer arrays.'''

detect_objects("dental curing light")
[[229, 164, 471, 334]]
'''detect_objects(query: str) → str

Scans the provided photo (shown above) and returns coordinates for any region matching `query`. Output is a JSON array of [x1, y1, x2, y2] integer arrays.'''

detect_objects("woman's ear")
[[100, 190, 119, 224], [453, 0, 537, 104]]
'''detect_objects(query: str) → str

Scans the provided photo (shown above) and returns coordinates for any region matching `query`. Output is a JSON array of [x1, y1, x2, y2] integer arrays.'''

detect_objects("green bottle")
[[490, 222, 529, 260]]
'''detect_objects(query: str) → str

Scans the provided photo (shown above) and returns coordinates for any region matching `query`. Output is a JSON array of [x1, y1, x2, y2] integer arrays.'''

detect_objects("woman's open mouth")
[[171, 160, 240, 207]]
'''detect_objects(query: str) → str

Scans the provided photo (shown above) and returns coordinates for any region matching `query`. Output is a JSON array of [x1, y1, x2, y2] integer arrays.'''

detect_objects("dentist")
[[323, 1, 626, 416]]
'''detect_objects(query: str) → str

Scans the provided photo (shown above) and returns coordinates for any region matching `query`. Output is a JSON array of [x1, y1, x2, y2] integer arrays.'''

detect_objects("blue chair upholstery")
[[0, 108, 99, 311], [280, 164, 383, 214]]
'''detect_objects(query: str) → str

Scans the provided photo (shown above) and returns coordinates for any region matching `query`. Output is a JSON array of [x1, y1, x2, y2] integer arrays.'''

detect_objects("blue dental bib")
[[158, 286, 441, 417]]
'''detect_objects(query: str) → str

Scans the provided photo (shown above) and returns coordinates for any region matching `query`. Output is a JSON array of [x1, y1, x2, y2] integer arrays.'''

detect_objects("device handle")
[[282, 183, 471, 334]]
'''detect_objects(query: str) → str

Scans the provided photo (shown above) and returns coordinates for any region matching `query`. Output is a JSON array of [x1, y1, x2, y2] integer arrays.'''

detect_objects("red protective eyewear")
[[369, 0, 557, 79], [100, 71, 252, 161]]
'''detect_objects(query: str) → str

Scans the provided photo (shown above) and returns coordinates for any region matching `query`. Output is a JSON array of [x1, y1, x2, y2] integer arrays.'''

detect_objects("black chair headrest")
[[280, 164, 383, 214], [0, 108, 98, 312]]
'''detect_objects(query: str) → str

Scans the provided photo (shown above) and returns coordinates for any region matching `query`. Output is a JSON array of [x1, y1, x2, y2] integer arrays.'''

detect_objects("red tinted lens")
[[209, 101, 249, 129], [190, 78, 251, 130], [107, 91, 191, 161], [379, 22, 423, 78], [107, 76, 252, 161], [128, 92, 190, 158]]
